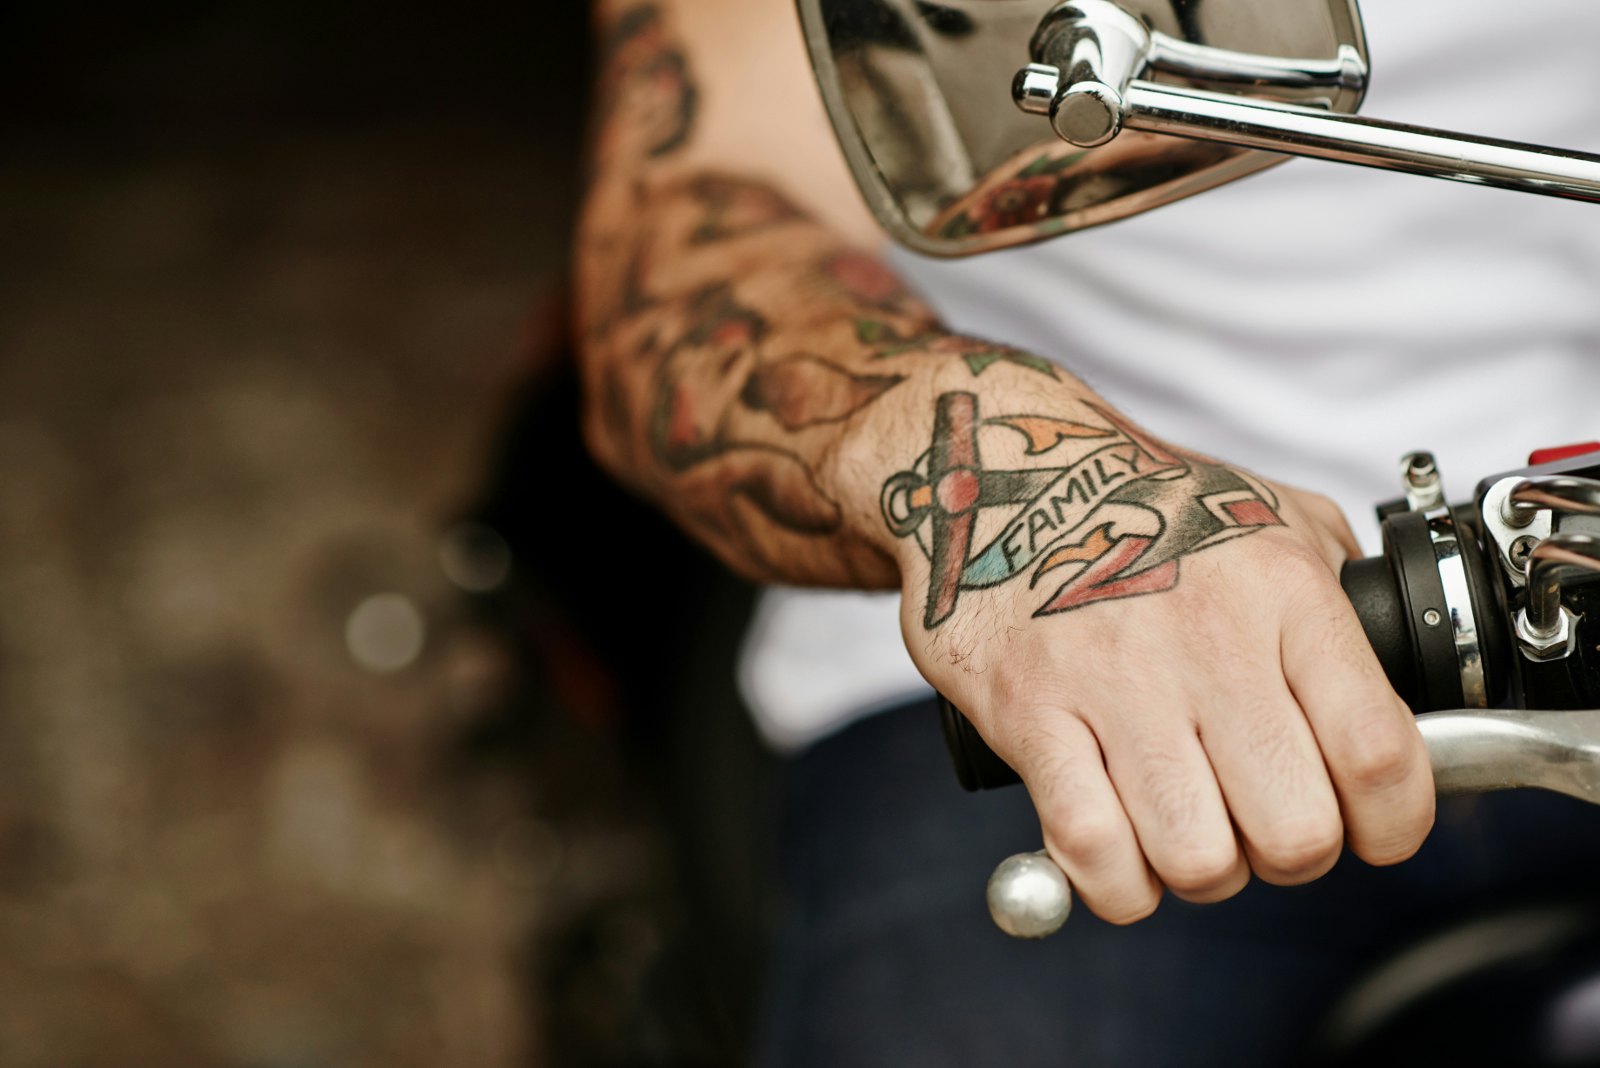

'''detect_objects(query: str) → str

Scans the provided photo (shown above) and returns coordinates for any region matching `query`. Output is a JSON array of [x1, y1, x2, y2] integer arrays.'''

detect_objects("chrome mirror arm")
[[1019, 1, 1600, 205], [1120, 84, 1600, 204]]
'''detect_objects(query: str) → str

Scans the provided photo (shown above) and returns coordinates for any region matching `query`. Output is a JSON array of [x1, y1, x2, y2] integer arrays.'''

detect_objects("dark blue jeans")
[[757, 697, 1600, 1066]]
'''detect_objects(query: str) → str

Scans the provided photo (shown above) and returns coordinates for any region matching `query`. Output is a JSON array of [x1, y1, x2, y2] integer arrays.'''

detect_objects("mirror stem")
[[1019, 0, 1600, 205], [1124, 82, 1600, 204]]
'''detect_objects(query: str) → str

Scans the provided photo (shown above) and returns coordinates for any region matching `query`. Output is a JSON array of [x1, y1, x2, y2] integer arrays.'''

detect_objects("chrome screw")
[[1510, 535, 1539, 571]]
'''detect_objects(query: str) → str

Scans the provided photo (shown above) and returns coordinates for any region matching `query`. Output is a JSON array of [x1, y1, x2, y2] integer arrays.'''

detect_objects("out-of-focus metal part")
[[989, 706, 1600, 937], [1515, 532, 1600, 660], [1314, 906, 1595, 1056], [987, 850, 1071, 938], [1421, 707, 1600, 802], [1501, 476, 1600, 529], [1425, 505, 1487, 707], [1402, 451, 1444, 513], [1483, 477, 1553, 587]]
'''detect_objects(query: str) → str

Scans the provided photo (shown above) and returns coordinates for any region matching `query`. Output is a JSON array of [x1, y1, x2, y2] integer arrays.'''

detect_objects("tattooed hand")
[[579, 0, 1434, 925], [882, 390, 1435, 922]]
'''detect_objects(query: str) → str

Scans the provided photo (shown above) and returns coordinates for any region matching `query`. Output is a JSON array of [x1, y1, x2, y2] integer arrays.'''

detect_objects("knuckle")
[[1095, 887, 1162, 927], [1304, 490, 1340, 513], [1339, 717, 1419, 792], [1257, 536, 1329, 588], [1302, 491, 1349, 529], [1158, 843, 1240, 895], [1047, 809, 1125, 870], [1354, 794, 1436, 867], [1253, 816, 1343, 877]]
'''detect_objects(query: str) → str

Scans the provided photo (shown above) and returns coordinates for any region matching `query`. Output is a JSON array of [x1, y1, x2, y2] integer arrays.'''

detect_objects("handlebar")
[[937, 454, 1600, 938]]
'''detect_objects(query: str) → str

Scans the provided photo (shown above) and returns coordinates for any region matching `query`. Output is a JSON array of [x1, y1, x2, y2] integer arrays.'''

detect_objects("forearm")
[[576, 5, 1113, 586], [577, 165, 1114, 586]]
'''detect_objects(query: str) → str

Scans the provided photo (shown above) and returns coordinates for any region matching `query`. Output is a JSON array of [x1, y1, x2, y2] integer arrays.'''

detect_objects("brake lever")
[[988, 707, 1600, 939]]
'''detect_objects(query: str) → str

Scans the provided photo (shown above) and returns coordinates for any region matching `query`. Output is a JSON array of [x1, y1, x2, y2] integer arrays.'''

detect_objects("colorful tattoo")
[[856, 319, 1061, 381], [883, 392, 1283, 628], [581, 2, 1127, 587]]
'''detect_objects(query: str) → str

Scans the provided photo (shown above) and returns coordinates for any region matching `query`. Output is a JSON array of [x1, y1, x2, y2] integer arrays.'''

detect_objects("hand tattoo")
[[883, 392, 1284, 628]]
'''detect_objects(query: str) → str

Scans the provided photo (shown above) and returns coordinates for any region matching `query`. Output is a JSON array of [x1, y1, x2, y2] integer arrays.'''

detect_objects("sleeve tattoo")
[[582, 3, 1084, 583], [584, 5, 1282, 609]]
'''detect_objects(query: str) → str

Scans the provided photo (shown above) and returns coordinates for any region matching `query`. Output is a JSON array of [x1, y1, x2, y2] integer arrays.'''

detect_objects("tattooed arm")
[[577, 0, 1434, 923]]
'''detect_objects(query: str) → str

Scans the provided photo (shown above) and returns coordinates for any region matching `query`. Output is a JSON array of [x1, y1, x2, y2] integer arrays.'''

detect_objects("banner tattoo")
[[881, 392, 1285, 629]]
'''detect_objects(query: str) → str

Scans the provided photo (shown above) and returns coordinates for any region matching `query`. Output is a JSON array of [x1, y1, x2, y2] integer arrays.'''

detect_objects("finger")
[[1282, 588, 1435, 867], [1014, 715, 1162, 926], [1098, 710, 1249, 904], [1197, 678, 1344, 886]]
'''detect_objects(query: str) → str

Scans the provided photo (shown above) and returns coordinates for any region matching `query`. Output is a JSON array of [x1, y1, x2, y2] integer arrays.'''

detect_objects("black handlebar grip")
[[939, 558, 1405, 792], [1339, 554, 1415, 702]]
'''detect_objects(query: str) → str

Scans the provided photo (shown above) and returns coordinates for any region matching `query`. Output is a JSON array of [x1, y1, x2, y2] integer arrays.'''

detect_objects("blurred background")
[[2, 3, 767, 1064]]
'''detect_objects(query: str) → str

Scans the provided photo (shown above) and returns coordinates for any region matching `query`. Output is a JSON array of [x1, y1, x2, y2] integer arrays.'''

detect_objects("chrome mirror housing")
[[799, 0, 1600, 256]]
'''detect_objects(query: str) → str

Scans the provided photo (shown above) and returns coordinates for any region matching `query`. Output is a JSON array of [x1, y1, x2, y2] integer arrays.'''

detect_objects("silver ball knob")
[[987, 851, 1072, 939]]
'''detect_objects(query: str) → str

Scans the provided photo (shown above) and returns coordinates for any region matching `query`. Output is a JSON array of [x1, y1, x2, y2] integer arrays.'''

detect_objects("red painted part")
[[1529, 442, 1600, 466]]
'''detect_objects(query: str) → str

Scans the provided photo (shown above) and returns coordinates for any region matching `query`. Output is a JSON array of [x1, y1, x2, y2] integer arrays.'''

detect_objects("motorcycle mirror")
[[799, 0, 1600, 257]]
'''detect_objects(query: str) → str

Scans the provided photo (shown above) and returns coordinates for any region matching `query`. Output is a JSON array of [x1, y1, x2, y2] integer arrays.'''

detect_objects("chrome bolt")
[[1423, 609, 1442, 627], [1515, 604, 1580, 662], [1401, 450, 1444, 511]]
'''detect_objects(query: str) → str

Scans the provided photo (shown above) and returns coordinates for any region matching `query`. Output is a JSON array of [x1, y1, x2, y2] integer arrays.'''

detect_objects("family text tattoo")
[[882, 392, 1284, 628]]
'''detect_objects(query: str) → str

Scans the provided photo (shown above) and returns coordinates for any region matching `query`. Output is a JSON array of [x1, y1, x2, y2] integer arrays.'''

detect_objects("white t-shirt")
[[741, 0, 1600, 752]]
